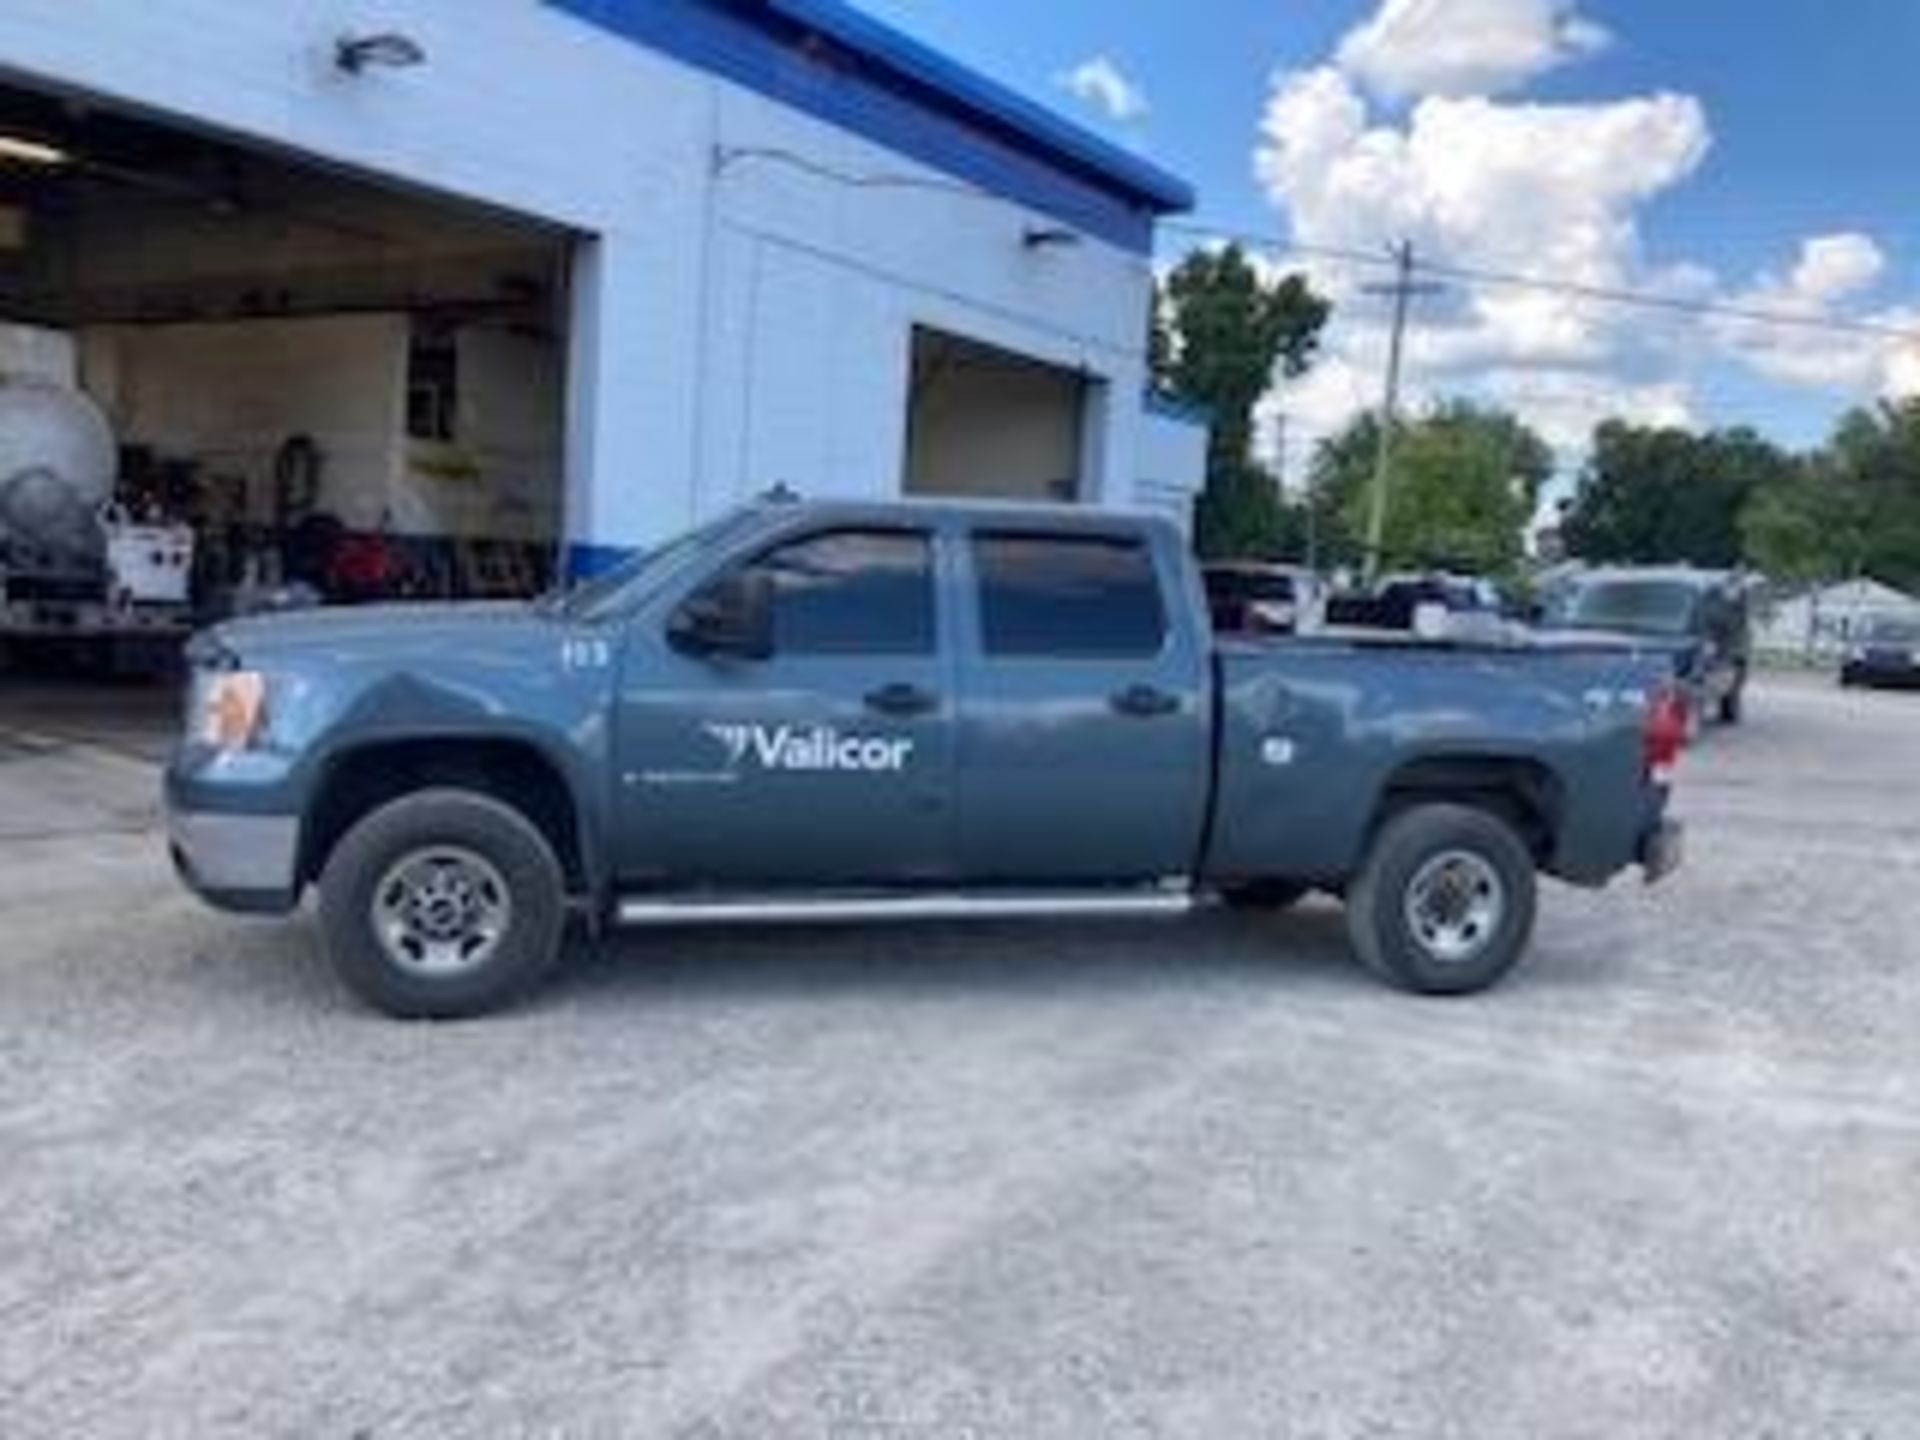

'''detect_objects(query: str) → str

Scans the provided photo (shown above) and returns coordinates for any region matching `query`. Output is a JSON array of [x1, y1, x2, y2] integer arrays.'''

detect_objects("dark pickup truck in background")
[[166, 498, 1685, 1018], [1542, 566, 1752, 733]]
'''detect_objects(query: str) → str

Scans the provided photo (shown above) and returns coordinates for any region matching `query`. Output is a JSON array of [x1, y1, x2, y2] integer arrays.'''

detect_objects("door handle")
[[1110, 683, 1181, 718], [864, 682, 939, 717]]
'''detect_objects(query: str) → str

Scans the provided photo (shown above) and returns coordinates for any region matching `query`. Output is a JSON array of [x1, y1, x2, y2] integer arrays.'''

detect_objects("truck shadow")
[[547, 903, 1364, 1009]]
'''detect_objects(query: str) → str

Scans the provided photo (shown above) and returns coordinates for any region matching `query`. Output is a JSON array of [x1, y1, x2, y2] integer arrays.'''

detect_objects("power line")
[[700, 148, 1920, 350], [1160, 219, 1920, 346], [712, 145, 984, 198]]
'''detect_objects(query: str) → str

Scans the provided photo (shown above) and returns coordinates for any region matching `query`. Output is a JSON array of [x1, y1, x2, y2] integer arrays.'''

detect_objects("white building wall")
[[0, 0, 1167, 561], [1755, 580, 1920, 658], [79, 315, 407, 529], [1135, 408, 1210, 532]]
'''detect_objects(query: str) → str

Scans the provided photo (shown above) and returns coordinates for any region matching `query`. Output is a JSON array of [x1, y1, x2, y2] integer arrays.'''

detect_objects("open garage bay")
[[3, 673, 1919, 1436]]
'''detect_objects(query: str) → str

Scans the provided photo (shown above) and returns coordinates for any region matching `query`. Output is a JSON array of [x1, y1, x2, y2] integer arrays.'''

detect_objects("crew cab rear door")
[[952, 525, 1211, 884], [612, 524, 956, 886]]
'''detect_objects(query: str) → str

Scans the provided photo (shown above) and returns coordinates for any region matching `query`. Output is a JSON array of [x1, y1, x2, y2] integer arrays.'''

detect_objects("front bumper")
[[1844, 657, 1920, 688], [1639, 817, 1684, 885], [166, 802, 302, 914]]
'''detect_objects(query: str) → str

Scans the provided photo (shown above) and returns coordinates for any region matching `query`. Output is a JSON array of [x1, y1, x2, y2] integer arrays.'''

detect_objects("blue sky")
[[858, 0, 1920, 469]]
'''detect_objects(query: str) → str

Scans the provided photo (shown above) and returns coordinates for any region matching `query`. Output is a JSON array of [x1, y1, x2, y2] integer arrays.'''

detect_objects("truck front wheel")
[[1345, 804, 1538, 996], [317, 789, 566, 1019]]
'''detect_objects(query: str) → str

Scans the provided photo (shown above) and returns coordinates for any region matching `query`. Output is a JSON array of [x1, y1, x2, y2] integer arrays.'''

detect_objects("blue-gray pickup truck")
[[166, 497, 1685, 1018]]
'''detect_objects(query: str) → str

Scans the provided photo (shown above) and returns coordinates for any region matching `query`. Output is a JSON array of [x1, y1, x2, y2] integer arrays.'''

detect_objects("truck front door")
[[613, 526, 956, 887], [952, 527, 1211, 884]]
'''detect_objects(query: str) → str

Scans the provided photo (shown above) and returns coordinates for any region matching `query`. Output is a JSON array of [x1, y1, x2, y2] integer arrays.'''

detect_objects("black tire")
[[1718, 679, 1745, 725], [1220, 879, 1312, 911], [1344, 803, 1538, 996], [317, 788, 566, 1019]]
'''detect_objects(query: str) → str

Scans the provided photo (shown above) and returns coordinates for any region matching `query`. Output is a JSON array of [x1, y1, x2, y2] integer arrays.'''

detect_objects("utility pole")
[[1361, 240, 1443, 583]]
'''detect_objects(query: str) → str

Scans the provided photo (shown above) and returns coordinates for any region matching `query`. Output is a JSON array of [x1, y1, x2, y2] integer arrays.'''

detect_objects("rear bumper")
[[166, 803, 301, 914], [1639, 816, 1684, 885]]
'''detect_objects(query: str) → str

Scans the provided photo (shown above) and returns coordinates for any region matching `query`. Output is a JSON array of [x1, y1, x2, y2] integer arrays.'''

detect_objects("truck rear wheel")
[[317, 788, 565, 1019], [1345, 803, 1537, 996]]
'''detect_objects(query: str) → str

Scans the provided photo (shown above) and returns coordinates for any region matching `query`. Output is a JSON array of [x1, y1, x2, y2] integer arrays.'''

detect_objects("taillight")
[[1644, 686, 1687, 786]]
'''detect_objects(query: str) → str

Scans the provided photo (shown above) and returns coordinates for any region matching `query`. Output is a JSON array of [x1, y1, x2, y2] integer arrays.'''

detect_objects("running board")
[[615, 889, 1195, 928]]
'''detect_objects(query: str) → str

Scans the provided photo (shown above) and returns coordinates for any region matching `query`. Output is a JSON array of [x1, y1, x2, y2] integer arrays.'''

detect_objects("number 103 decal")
[[561, 637, 612, 671]]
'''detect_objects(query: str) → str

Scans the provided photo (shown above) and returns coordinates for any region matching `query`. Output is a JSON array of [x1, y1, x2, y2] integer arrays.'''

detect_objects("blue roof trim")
[[544, 0, 1194, 254], [764, 0, 1193, 213], [1144, 390, 1214, 428]]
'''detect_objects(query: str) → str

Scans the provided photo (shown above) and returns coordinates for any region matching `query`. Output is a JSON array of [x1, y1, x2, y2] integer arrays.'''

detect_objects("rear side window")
[[973, 533, 1166, 658], [750, 529, 934, 655]]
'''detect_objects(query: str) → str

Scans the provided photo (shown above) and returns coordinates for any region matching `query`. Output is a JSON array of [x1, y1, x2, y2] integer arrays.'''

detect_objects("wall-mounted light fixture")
[[0, 134, 71, 167], [1022, 225, 1083, 252], [335, 31, 427, 74]]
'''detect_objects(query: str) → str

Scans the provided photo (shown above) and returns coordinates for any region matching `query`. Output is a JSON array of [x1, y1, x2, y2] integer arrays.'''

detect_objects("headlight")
[[191, 670, 267, 750], [1845, 646, 1867, 664]]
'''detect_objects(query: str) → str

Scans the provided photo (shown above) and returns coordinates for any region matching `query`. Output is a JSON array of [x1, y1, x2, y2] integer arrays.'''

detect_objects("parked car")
[[1203, 562, 1320, 635], [1541, 567, 1751, 732], [166, 498, 1684, 1018], [1324, 571, 1507, 633], [1841, 613, 1920, 689]]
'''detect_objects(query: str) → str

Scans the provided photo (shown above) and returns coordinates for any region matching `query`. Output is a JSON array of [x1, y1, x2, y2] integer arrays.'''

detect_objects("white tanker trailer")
[[0, 374, 194, 658]]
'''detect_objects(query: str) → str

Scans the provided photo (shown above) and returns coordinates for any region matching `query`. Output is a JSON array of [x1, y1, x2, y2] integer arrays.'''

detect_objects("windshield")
[[1560, 579, 1700, 636], [549, 508, 759, 620], [1864, 615, 1920, 645]]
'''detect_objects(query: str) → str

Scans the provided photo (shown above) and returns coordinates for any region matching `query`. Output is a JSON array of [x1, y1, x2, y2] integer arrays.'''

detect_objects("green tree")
[[1739, 464, 1848, 585], [1309, 402, 1552, 575], [1561, 422, 1793, 568], [1814, 401, 1920, 589], [1153, 245, 1330, 557]]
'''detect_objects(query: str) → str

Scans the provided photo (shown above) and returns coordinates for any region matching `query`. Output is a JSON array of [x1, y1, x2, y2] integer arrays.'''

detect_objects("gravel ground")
[[3, 672, 1919, 1438]]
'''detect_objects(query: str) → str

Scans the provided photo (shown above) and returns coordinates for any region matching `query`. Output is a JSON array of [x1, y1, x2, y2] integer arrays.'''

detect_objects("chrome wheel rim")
[[1403, 849, 1506, 965], [371, 846, 512, 977]]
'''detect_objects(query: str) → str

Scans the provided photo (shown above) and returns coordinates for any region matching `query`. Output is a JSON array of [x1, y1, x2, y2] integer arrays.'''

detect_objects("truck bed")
[[1204, 637, 1666, 887]]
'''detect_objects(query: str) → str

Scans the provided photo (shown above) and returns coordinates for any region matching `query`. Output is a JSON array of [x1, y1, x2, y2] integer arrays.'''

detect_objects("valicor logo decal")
[[704, 723, 914, 773]]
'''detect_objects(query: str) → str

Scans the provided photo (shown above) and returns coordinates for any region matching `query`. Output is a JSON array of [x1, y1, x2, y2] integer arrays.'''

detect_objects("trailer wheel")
[[1345, 803, 1537, 996], [317, 788, 565, 1019]]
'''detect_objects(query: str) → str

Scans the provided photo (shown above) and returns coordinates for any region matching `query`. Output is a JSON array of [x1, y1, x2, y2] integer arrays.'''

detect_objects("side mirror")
[[669, 570, 773, 660]]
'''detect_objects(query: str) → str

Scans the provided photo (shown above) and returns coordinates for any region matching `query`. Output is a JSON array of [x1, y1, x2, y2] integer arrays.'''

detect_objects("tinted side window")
[[750, 530, 934, 655], [974, 533, 1166, 658]]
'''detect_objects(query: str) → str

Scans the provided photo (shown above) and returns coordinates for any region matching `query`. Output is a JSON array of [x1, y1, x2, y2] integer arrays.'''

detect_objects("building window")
[[407, 325, 458, 442]]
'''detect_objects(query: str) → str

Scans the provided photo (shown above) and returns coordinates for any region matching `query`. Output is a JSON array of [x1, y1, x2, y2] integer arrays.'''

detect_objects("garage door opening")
[[903, 327, 1096, 504], [0, 79, 572, 695]]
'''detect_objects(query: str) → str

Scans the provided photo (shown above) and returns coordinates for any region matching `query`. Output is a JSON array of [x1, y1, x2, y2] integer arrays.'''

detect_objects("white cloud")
[[1711, 235, 1909, 393], [1336, 0, 1611, 101], [1253, 63, 1708, 472], [1255, 68, 1710, 285], [1885, 343, 1920, 398], [1055, 55, 1148, 123], [1465, 370, 1697, 450], [1233, 1, 1917, 469], [1791, 233, 1885, 301]]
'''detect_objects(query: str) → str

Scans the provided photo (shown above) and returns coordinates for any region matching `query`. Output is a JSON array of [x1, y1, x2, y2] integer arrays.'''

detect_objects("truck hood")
[[1531, 626, 1691, 656], [1531, 626, 1700, 676], [197, 601, 557, 664]]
